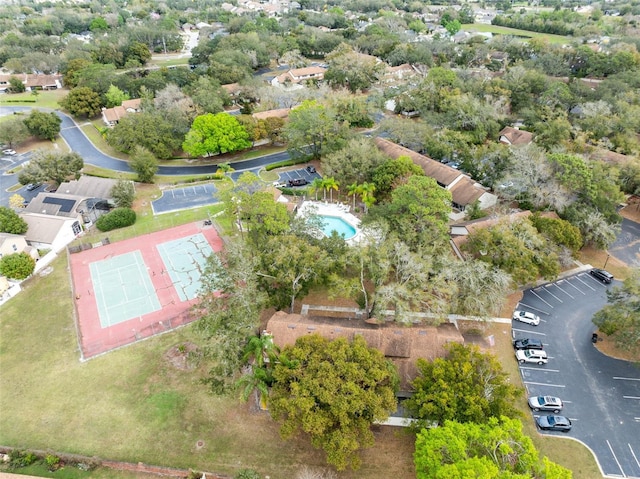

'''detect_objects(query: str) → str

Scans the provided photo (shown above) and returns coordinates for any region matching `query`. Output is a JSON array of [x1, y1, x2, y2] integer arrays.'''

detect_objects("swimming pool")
[[320, 215, 357, 239]]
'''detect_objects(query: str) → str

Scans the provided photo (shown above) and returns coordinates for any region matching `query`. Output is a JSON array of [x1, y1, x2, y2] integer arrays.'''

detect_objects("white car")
[[513, 310, 541, 326], [2, 149, 16, 156], [516, 349, 548, 365], [528, 395, 563, 413]]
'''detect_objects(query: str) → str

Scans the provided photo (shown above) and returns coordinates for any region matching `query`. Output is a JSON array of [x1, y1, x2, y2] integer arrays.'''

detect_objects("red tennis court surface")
[[69, 222, 223, 360]]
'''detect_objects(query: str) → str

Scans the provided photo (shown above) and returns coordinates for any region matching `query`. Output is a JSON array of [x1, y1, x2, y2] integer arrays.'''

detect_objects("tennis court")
[[89, 251, 161, 328], [156, 233, 215, 301]]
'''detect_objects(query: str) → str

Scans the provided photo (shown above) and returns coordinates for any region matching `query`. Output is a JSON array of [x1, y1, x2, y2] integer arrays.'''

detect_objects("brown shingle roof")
[[252, 108, 290, 120], [266, 311, 464, 390], [498, 127, 534, 146]]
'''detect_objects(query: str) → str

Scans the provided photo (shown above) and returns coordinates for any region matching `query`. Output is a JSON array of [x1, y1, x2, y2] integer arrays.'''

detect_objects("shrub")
[[8, 450, 38, 469], [235, 470, 261, 479], [0, 252, 36, 280], [45, 454, 60, 471], [95, 208, 136, 232], [264, 157, 309, 171]]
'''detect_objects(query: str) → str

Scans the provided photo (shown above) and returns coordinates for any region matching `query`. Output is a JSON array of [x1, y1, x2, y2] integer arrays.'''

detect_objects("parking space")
[[275, 167, 322, 187], [151, 183, 219, 214], [513, 271, 640, 478]]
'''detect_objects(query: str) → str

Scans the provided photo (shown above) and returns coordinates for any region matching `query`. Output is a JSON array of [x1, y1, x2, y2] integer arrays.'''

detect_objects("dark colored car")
[[288, 178, 308, 187], [535, 415, 572, 432], [513, 338, 544, 350], [590, 268, 613, 284], [306, 165, 316, 173], [528, 396, 563, 413]]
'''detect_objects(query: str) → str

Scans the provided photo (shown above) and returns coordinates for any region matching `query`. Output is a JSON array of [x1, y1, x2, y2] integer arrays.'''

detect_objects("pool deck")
[[299, 201, 363, 245]]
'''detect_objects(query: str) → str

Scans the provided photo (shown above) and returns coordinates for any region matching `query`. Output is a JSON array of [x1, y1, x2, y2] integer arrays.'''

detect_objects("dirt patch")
[[164, 342, 199, 371], [620, 201, 640, 223], [594, 331, 640, 362]]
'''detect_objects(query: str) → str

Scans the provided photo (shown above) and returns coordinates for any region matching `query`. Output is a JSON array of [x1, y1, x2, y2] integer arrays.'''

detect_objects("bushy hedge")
[[95, 208, 136, 232], [0, 252, 36, 280]]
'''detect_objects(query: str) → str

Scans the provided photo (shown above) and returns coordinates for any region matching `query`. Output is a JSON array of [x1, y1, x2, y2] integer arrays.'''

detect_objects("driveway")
[[513, 271, 640, 478]]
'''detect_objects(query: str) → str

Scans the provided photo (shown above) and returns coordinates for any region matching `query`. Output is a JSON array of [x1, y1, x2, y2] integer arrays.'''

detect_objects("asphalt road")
[[610, 218, 640, 267], [514, 271, 640, 479]]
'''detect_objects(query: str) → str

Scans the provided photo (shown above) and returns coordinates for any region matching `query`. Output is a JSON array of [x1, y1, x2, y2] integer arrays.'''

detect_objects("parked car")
[[273, 181, 287, 188], [25, 183, 42, 191], [288, 178, 308, 187], [513, 310, 541, 326], [3, 149, 17, 156], [528, 396, 563, 413], [513, 338, 544, 350], [535, 415, 572, 432], [589, 268, 613, 284], [515, 349, 548, 365], [306, 165, 316, 173]]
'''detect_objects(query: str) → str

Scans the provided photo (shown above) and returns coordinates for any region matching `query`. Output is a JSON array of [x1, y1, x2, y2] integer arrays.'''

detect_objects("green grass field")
[[0, 89, 66, 109], [463, 23, 571, 44]]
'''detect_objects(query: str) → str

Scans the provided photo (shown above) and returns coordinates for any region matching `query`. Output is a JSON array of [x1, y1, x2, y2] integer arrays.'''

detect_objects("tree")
[[225, 190, 290, 246], [321, 137, 387, 185], [529, 214, 583, 254], [110, 179, 135, 208], [0, 253, 36, 280], [405, 343, 522, 429], [129, 146, 158, 183], [284, 100, 349, 159], [270, 334, 398, 471], [60, 87, 102, 118], [9, 194, 25, 210], [324, 44, 385, 93], [105, 84, 130, 108], [196, 242, 268, 394], [414, 417, 570, 479], [321, 177, 339, 203], [23, 110, 62, 141], [359, 182, 376, 213], [236, 334, 280, 403], [183, 113, 252, 157], [371, 155, 424, 201], [0, 116, 29, 148], [107, 111, 183, 160], [18, 150, 83, 186], [8, 76, 25, 93], [592, 270, 640, 352], [0, 206, 28, 234]]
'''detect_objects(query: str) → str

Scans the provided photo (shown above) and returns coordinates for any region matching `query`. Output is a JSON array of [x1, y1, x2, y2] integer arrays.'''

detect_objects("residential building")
[[0, 73, 62, 93], [498, 126, 534, 146], [0, 232, 39, 260], [101, 98, 142, 127], [271, 66, 326, 87]]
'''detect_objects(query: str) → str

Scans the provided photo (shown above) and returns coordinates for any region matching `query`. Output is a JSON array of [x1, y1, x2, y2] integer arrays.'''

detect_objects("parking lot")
[[151, 183, 219, 214], [513, 270, 640, 478], [275, 167, 322, 187]]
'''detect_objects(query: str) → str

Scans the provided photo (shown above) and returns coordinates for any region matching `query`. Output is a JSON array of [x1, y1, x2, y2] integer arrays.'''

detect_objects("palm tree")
[[359, 182, 376, 213], [323, 177, 339, 203], [236, 366, 273, 404], [347, 182, 360, 210], [242, 334, 280, 368], [310, 177, 323, 201]]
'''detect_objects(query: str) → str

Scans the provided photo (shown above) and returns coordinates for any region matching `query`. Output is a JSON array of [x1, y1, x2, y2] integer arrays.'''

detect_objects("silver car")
[[528, 396, 563, 413], [513, 310, 541, 326]]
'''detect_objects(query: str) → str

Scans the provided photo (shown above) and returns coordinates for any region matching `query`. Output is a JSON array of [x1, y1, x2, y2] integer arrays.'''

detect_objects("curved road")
[[0, 106, 291, 175]]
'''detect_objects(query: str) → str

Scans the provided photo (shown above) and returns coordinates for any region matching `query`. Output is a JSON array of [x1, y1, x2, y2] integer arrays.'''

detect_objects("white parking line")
[[530, 289, 554, 307], [524, 381, 565, 388], [520, 367, 560, 372], [565, 279, 588, 295], [623, 396, 640, 400], [551, 282, 575, 299], [515, 302, 550, 315], [512, 328, 546, 336], [543, 285, 564, 303], [630, 444, 640, 469], [575, 274, 597, 291], [614, 377, 640, 381], [607, 440, 627, 478]]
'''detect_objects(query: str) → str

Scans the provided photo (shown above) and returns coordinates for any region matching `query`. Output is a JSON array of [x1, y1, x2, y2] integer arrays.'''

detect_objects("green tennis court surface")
[[89, 251, 161, 328], [156, 233, 215, 301]]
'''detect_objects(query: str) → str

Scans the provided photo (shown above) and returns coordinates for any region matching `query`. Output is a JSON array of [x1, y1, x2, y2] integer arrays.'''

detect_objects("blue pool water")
[[320, 215, 356, 239]]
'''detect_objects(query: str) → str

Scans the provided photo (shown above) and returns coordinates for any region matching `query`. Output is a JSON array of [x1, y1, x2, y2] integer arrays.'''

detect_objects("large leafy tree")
[[593, 270, 640, 352], [321, 137, 387, 185], [107, 111, 183, 160], [324, 43, 385, 93], [371, 155, 424, 201], [284, 100, 350, 159], [110, 179, 135, 208], [23, 110, 62, 141], [18, 150, 83, 186], [270, 334, 398, 471], [224, 190, 290, 247], [414, 417, 571, 479], [129, 146, 158, 183], [0, 206, 28, 234], [368, 175, 451, 251], [0, 252, 36, 280], [60, 86, 102, 118], [405, 343, 522, 429], [0, 116, 29, 148], [182, 113, 251, 157], [196, 242, 267, 394]]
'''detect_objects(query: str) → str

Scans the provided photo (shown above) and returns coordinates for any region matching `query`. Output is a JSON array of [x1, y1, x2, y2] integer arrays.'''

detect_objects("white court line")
[[630, 444, 640, 470], [551, 282, 575, 299], [524, 381, 566, 388], [614, 377, 640, 381], [607, 439, 627, 478], [512, 328, 546, 336], [574, 274, 597, 291], [543, 285, 564, 303], [520, 367, 560, 372], [530, 289, 554, 307]]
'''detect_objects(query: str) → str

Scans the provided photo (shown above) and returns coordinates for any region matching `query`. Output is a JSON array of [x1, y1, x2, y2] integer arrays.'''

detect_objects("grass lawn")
[[0, 89, 67, 109], [463, 24, 571, 44]]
